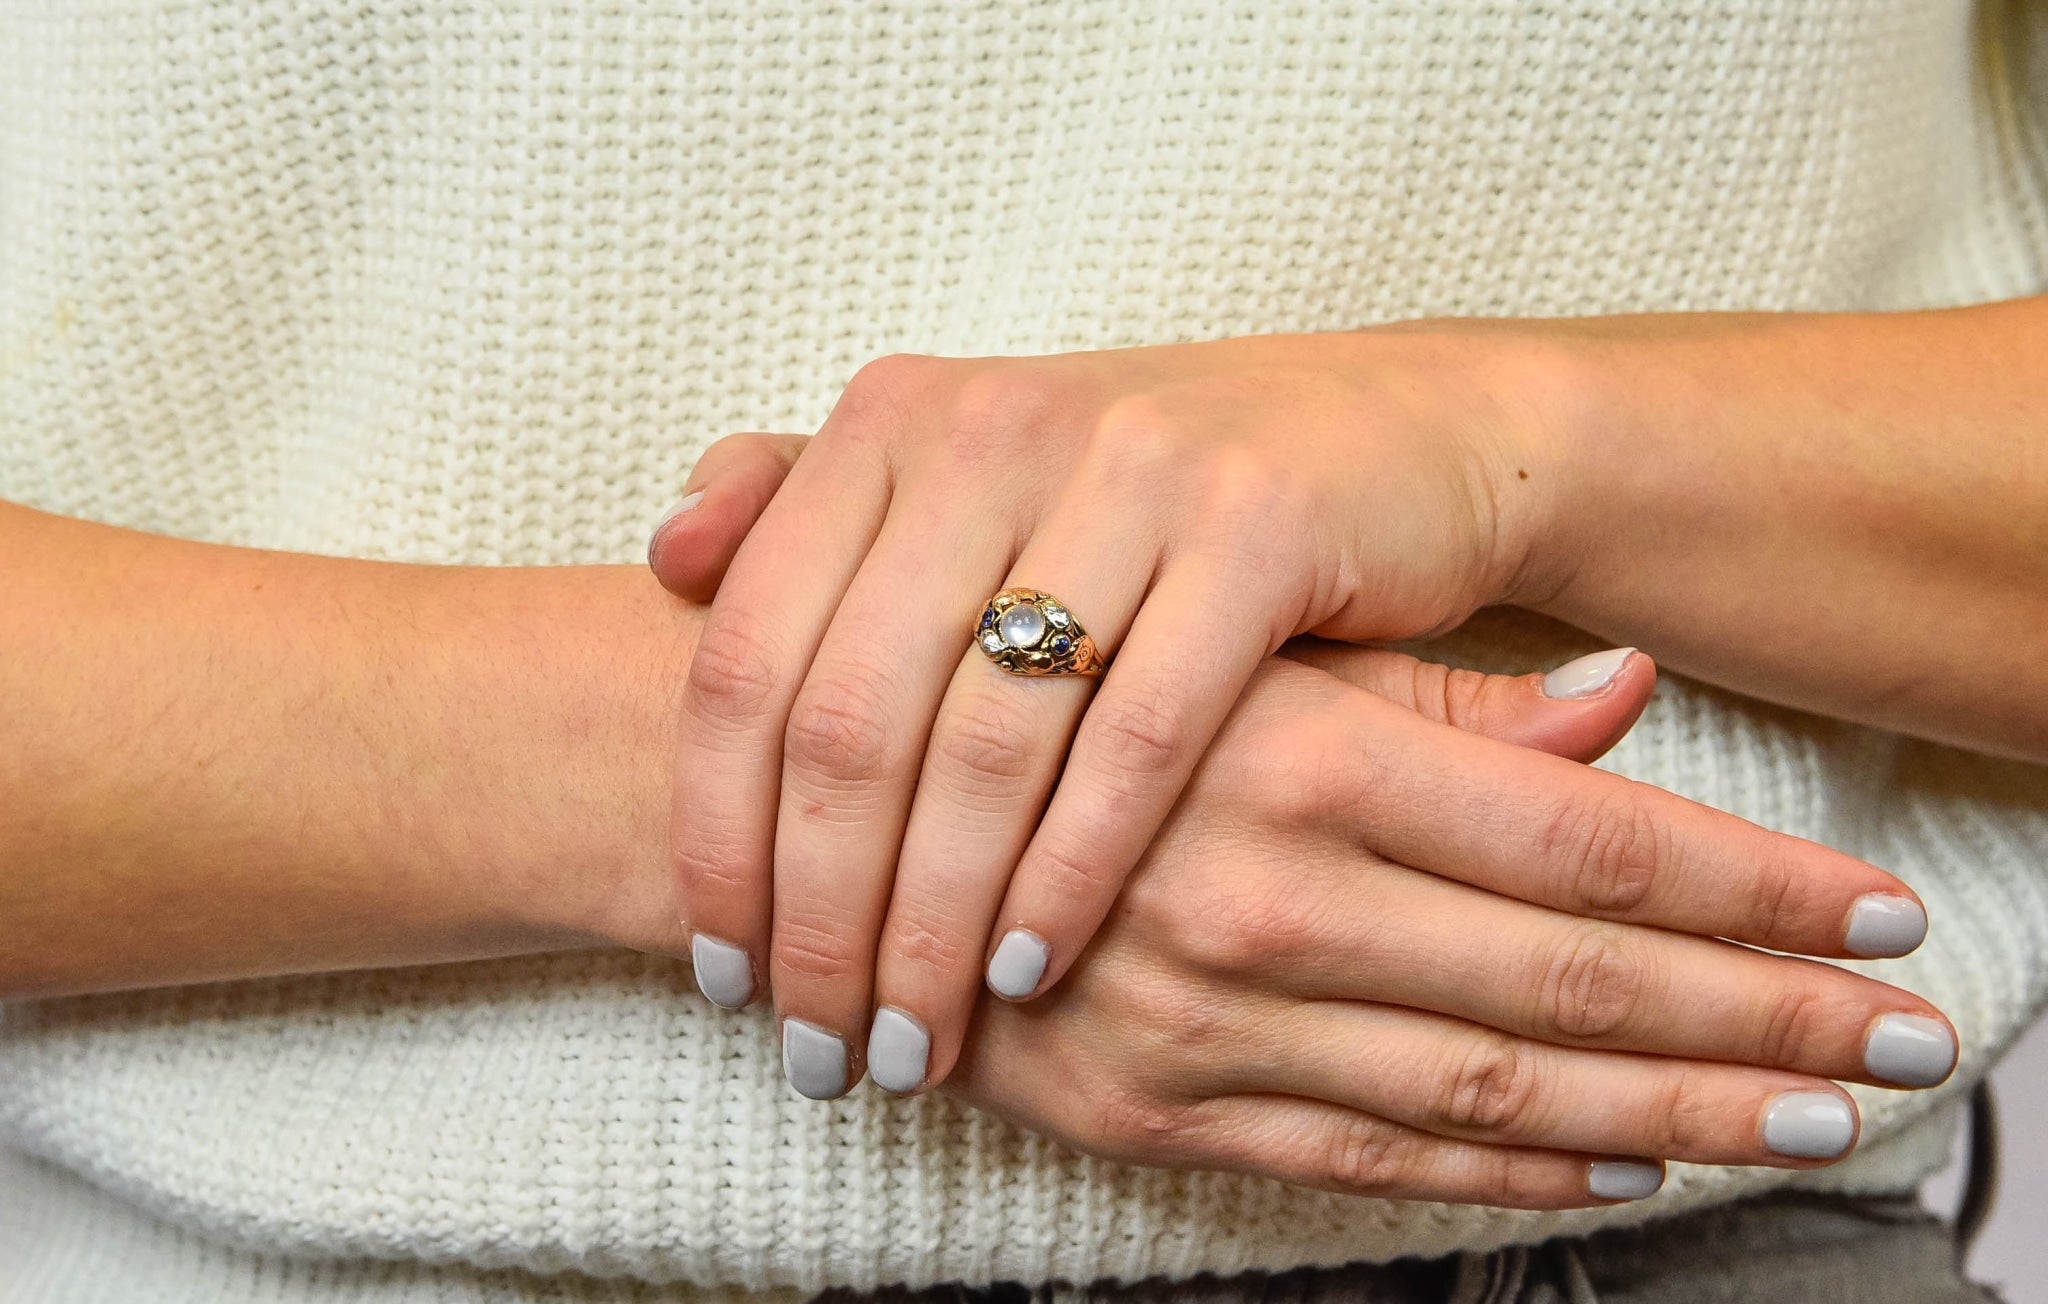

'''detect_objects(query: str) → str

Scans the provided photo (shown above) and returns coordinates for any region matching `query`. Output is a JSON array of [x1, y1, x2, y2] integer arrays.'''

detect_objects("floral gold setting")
[[974, 588, 1106, 676]]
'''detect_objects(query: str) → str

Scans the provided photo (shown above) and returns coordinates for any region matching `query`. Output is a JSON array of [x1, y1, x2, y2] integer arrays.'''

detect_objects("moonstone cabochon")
[[998, 603, 1047, 649], [975, 588, 1105, 675]]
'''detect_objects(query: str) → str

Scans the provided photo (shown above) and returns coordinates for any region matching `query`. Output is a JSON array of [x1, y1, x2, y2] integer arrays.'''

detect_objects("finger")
[[989, 545, 1285, 1002], [1240, 999, 1863, 1169], [864, 517, 1161, 1093], [670, 409, 892, 1019], [1282, 641, 1654, 763], [1188, 1094, 1662, 1210], [649, 433, 810, 602], [1335, 687, 1928, 959], [766, 497, 1016, 1095], [1230, 857, 1955, 1089]]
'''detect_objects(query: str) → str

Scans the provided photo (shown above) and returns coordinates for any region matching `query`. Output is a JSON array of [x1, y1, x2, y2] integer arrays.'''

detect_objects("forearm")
[[1515, 299, 2048, 761], [0, 503, 695, 998]]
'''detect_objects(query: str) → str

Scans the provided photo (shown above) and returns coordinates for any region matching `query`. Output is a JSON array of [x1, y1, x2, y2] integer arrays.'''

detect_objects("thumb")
[[1280, 640, 1653, 763], [647, 432, 811, 602]]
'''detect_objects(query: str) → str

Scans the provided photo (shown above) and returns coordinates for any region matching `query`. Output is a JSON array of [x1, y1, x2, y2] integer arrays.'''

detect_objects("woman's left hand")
[[655, 330, 1576, 1097]]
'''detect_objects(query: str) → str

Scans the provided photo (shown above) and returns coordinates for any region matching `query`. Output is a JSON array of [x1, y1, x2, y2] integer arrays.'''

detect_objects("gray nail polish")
[[1540, 647, 1636, 699], [781, 1018, 849, 1100], [986, 929, 1050, 999], [1587, 1160, 1664, 1201], [690, 935, 754, 1009], [1844, 894, 1927, 958], [867, 1006, 931, 1094], [653, 490, 704, 535], [1762, 1091, 1856, 1159], [1863, 1013, 1956, 1087]]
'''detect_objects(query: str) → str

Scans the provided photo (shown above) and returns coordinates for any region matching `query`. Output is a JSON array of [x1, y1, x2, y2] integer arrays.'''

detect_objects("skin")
[[652, 300, 2048, 1104], [0, 500, 1950, 1208]]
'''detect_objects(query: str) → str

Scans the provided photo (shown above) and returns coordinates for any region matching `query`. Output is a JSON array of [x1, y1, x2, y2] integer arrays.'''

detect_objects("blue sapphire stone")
[[980, 608, 996, 629], [1051, 634, 1072, 655]]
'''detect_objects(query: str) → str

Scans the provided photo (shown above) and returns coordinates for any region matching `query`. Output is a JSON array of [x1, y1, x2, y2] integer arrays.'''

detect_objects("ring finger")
[[1250, 861, 1955, 1089], [862, 510, 1163, 1092], [1233, 998, 1865, 1168]]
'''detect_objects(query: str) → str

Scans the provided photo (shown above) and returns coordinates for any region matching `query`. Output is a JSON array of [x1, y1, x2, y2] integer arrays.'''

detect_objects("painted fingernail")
[[1844, 894, 1927, 958], [1540, 647, 1637, 699], [1762, 1091, 1856, 1159], [1587, 1160, 1664, 1202], [781, 1018, 848, 1100], [987, 929, 1050, 999], [690, 934, 754, 1009], [1864, 1012, 1956, 1087], [867, 1006, 930, 1093], [648, 491, 706, 554]]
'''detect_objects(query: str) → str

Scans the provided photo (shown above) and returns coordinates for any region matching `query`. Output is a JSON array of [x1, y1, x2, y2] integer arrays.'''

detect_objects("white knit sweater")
[[3, 2, 2048, 1300]]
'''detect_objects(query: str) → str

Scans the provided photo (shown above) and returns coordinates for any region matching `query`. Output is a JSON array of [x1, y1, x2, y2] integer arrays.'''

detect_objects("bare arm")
[[0, 502, 693, 997], [1514, 298, 2048, 761]]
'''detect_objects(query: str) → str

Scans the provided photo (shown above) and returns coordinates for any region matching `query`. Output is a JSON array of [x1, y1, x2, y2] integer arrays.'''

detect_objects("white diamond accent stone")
[[1045, 604, 1070, 627], [998, 603, 1047, 650], [980, 629, 1005, 653]]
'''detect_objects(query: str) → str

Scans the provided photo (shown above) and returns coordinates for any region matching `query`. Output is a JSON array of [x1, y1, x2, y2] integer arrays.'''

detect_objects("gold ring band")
[[974, 588, 1106, 676]]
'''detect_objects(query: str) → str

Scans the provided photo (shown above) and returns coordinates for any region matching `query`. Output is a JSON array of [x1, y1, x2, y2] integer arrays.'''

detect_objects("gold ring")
[[974, 588, 1106, 676]]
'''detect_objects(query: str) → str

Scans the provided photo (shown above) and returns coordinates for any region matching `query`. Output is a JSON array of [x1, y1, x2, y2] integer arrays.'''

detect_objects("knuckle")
[[1264, 720, 1370, 826], [1487, 1149, 1562, 1209], [883, 896, 976, 977], [1194, 449, 1305, 564], [1544, 784, 1662, 916], [949, 366, 1065, 442], [837, 353, 930, 420], [1026, 840, 1120, 908], [784, 676, 900, 789], [1088, 687, 1187, 781], [1745, 850, 1807, 943], [1434, 667, 1500, 733], [1321, 1118, 1411, 1194], [1755, 984, 1831, 1067], [773, 911, 862, 984], [1086, 397, 1185, 481], [1169, 876, 1317, 973], [1651, 1064, 1717, 1153], [686, 615, 785, 725], [672, 839, 759, 901], [1135, 977, 1241, 1052], [929, 693, 1039, 795], [1539, 923, 1650, 1041], [1433, 1033, 1543, 1136], [1088, 1083, 1192, 1159]]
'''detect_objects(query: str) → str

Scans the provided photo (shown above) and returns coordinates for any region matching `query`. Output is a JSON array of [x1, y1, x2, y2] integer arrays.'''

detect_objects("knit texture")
[[2, 0, 2047, 1298]]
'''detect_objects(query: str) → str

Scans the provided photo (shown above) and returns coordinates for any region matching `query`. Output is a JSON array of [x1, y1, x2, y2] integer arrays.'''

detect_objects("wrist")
[[407, 564, 701, 959], [1362, 319, 1618, 615]]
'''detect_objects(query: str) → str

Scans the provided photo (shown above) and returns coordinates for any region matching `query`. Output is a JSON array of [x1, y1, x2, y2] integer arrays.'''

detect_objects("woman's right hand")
[[939, 648, 1952, 1208]]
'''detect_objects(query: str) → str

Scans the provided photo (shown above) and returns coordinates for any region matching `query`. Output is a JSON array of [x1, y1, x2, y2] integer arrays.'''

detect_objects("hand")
[[943, 650, 1954, 1208], [655, 431, 1949, 1154], [660, 454, 1953, 1203], [652, 331, 1582, 1097]]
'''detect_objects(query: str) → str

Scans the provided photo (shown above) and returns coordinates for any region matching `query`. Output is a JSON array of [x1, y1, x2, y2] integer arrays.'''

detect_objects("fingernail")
[[690, 934, 754, 1009], [986, 929, 1050, 999], [1587, 1160, 1664, 1202], [1540, 647, 1637, 699], [781, 1017, 848, 1100], [1864, 1013, 1956, 1087], [1844, 894, 1927, 958], [1762, 1091, 1856, 1159], [649, 491, 705, 544], [867, 1006, 931, 1093]]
